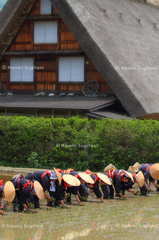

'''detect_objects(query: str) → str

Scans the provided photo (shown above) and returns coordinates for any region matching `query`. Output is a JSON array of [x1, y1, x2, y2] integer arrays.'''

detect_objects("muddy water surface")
[[0, 172, 15, 182], [0, 172, 159, 240]]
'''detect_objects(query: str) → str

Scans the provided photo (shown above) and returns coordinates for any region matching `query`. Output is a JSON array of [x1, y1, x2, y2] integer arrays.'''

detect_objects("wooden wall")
[[0, 0, 110, 92], [0, 59, 8, 90], [35, 56, 56, 91]]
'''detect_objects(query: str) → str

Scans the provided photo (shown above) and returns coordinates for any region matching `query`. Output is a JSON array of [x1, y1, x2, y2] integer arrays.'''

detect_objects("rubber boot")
[[47, 200, 53, 207], [67, 196, 71, 202], [34, 200, 40, 208], [13, 203, 19, 212], [140, 190, 147, 196], [67, 196, 71, 203], [19, 204, 24, 211], [54, 200, 60, 207], [103, 195, 109, 199]]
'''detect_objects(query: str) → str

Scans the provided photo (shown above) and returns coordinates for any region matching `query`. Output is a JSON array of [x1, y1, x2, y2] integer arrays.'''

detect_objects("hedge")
[[0, 116, 159, 171]]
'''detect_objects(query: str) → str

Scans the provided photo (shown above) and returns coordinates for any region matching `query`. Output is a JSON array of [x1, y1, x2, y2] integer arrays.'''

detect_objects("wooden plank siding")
[[0, 0, 110, 92]]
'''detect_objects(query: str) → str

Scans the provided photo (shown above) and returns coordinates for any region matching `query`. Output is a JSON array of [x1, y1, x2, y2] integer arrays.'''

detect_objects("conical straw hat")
[[123, 171, 134, 182], [63, 174, 80, 186], [104, 164, 116, 172], [4, 181, 15, 202], [137, 171, 145, 187], [150, 163, 159, 180], [133, 162, 141, 169], [54, 167, 61, 185], [128, 166, 138, 173], [96, 173, 112, 185], [78, 173, 94, 184], [34, 181, 44, 200]]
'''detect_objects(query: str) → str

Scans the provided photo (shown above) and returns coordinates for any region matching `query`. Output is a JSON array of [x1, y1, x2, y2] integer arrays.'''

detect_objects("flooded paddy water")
[[1, 170, 159, 240]]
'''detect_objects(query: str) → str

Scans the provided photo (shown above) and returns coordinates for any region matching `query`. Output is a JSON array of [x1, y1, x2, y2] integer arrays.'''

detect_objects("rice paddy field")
[[1, 169, 159, 240]]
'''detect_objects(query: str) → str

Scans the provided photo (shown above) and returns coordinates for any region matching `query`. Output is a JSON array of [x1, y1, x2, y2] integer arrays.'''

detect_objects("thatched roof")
[[50, 0, 159, 117], [0, 0, 38, 54], [0, 0, 159, 117]]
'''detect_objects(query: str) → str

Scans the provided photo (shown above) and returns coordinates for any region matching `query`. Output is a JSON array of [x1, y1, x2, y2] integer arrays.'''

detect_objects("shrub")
[[0, 116, 159, 171]]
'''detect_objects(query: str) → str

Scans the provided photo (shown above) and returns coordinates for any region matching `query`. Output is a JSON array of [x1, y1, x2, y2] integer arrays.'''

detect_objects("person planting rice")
[[0, 180, 4, 215], [53, 173, 81, 206], [47, 168, 63, 207], [85, 170, 111, 203], [57, 169, 90, 202], [106, 169, 134, 199], [77, 173, 94, 202], [10, 176, 44, 212], [78, 183, 89, 202], [120, 167, 145, 196], [103, 164, 117, 199], [137, 163, 159, 195], [25, 170, 52, 208], [62, 169, 94, 206]]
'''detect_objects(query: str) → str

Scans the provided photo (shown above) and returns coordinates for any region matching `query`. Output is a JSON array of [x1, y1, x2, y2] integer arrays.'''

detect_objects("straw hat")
[[78, 173, 94, 184], [4, 181, 15, 202], [137, 171, 144, 187], [34, 181, 44, 200], [150, 163, 159, 180], [123, 171, 134, 182], [133, 162, 141, 169], [104, 164, 116, 172], [54, 168, 62, 185], [63, 174, 80, 186], [128, 166, 138, 173], [96, 173, 112, 185]]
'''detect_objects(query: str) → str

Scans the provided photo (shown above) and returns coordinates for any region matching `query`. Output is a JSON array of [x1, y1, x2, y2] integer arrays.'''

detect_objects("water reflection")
[[60, 223, 110, 240], [60, 229, 91, 240], [0, 172, 14, 184]]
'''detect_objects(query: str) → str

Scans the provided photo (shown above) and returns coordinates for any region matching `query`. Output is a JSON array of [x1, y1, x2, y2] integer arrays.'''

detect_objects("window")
[[34, 22, 57, 44], [59, 57, 84, 82], [10, 58, 33, 82], [40, 0, 52, 14]]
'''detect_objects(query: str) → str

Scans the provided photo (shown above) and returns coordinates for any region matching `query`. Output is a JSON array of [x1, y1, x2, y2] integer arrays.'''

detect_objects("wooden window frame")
[[9, 57, 35, 84], [57, 56, 86, 84], [33, 20, 59, 45], [40, 0, 53, 16]]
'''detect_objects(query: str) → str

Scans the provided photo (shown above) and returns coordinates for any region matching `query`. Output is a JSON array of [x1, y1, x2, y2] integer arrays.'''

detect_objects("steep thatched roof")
[[0, 0, 159, 117], [50, 0, 159, 117], [0, 0, 38, 54]]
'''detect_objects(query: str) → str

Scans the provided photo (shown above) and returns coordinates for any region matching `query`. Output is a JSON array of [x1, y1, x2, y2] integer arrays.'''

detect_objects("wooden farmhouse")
[[0, 0, 159, 119]]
